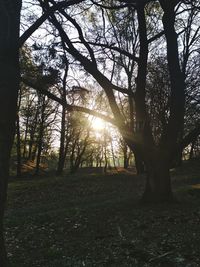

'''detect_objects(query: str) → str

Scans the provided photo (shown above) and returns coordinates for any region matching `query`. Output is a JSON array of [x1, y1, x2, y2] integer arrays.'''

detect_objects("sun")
[[91, 117, 105, 130]]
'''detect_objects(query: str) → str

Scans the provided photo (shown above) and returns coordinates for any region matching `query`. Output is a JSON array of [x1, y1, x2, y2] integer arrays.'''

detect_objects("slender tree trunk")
[[35, 96, 45, 175], [100, 157, 102, 168], [124, 153, 128, 169], [0, 1, 21, 265], [104, 146, 108, 174], [22, 116, 29, 159], [28, 138, 33, 160], [189, 141, 195, 160], [111, 141, 117, 169], [103, 130, 108, 173], [122, 144, 128, 169], [70, 152, 81, 174], [70, 142, 76, 174], [35, 137, 43, 176], [31, 144, 38, 161], [16, 88, 22, 178], [96, 159, 99, 167], [56, 106, 66, 175], [28, 128, 35, 160], [70, 148, 87, 174], [56, 64, 68, 175], [16, 114, 21, 178], [28, 108, 39, 160]]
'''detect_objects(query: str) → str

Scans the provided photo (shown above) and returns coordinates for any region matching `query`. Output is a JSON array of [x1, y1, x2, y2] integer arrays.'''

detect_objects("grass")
[[5, 159, 200, 267]]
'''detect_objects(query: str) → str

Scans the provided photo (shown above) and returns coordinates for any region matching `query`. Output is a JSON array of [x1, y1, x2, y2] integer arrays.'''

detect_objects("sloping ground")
[[5, 159, 200, 267]]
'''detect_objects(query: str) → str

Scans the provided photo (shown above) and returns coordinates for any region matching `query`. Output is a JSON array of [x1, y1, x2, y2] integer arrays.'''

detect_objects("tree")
[[41, 0, 200, 203], [0, 0, 83, 264], [119, 138, 132, 169], [18, 47, 59, 174], [34, 93, 58, 175], [0, 1, 22, 265], [56, 61, 68, 175], [1, 0, 200, 264]]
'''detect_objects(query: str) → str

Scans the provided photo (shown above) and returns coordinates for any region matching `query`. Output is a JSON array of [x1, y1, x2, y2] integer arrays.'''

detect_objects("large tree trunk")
[[142, 157, 174, 203], [140, 1, 186, 204], [134, 149, 145, 174], [0, 1, 22, 265], [159, 1, 185, 151]]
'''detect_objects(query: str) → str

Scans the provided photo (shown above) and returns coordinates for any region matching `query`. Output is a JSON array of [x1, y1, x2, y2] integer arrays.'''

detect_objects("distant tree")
[[56, 60, 68, 175], [34, 93, 58, 175], [119, 138, 132, 169], [68, 113, 91, 173], [18, 47, 59, 174]]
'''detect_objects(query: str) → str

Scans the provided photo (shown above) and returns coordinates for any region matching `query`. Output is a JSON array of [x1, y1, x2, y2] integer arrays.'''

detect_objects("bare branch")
[[19, 0, 84, 47], [56, 7, 97, 66], [148, 30, 164, 44], [22, 77, 118, 126], [90, 0, 133, 9], [87, 41, 139, 62]]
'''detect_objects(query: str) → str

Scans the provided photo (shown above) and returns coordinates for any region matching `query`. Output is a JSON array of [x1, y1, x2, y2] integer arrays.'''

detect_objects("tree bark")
[[134, 150, 145, 174], [159, 0, 185, 152], [0, 1, 22, 265], [142, 157, 174, 203], [139, 0, 186, 203]]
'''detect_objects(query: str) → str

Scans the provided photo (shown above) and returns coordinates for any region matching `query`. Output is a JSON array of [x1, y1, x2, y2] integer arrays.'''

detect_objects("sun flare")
[[91, 117, 105, 130]]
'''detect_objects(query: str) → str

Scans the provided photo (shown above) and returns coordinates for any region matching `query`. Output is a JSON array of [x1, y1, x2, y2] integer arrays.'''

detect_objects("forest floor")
[[5, 158, 200, 267]]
